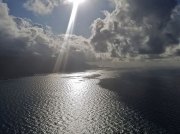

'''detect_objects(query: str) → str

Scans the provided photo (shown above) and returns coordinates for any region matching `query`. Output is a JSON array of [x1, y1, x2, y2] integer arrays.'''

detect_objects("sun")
[[68, 0, 85, 5]]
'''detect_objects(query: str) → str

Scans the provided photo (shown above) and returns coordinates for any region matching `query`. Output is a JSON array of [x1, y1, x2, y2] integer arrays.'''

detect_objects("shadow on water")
[[99, 68, 180, 133]]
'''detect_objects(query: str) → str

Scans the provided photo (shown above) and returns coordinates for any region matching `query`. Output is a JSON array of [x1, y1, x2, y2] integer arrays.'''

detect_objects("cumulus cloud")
[[1, 0, 180, 79], [0, 1, 95, 78], [90, 0, 180, 59], [0, 8, 56, 57], [24, 0, 62, 15], [0, 1, 95, 57], [23, 0, 75, 15]]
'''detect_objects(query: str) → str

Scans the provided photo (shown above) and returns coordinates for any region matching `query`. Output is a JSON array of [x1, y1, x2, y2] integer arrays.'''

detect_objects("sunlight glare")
[[68, 0, 85, 4], [53, 0, 85, 72]]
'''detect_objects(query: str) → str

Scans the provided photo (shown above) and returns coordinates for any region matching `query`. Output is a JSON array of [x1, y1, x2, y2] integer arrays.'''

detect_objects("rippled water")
[[0, 69, 175, 133]]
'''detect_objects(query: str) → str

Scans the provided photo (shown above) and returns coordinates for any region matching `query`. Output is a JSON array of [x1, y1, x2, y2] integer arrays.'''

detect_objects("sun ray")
[[53, 1, 81, 72]]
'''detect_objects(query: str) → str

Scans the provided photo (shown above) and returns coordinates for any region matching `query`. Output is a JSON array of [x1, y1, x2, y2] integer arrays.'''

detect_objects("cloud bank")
[[22, 0, 180, 60], [0, 1, 95, 58], [0, 0, 180, 79], [0, 1, 95, 79], [90, 0, 180, 59]]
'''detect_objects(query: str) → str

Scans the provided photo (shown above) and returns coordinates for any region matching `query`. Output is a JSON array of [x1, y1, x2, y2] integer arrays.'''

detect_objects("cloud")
[[0, 11, 56, 56], [0, 1, 96, 78], [90, 0, 180, 59], [23, 0, 62, 15], [23, 0, 75, 15], [1, 0, 180, 79], [0, 1, 95, 57]]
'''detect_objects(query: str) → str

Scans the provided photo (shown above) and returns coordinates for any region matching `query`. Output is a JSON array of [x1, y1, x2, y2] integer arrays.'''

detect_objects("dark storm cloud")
[[90, 0, 180, 59]]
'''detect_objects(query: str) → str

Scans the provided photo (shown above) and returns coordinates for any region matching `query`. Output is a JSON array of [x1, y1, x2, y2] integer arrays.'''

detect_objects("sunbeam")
[[53, 1, 84, 72]]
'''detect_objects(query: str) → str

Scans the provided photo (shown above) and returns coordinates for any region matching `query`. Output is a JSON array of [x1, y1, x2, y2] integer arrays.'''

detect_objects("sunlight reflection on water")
[[0, 70, 167, 133]]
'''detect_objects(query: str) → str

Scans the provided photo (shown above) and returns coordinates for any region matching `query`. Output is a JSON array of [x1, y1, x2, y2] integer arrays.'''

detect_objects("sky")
[[0, 0, 180, 78], [5, 0, 114, 37]]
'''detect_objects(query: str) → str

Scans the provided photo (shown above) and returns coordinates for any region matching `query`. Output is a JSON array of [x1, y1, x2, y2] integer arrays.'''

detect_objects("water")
[[0, 69, 179, 133]]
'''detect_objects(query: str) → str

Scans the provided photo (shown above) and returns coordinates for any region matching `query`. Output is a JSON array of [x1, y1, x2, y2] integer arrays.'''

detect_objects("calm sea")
[[0, 69, 180, 133]]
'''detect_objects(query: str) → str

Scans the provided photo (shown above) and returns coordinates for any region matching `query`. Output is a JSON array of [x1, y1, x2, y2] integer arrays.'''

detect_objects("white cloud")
[[90, 0, 180, 60], [0, 1, 95, 61], [1, 0, 180, 64], [23, 0, 62, 15]]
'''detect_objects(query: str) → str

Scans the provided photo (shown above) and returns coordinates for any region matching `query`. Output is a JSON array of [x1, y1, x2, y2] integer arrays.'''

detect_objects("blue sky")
[[5, 0, 114, 37]]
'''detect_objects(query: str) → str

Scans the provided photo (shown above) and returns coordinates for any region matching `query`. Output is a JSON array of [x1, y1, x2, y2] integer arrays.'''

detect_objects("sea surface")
[[0, 68, 180, 134]]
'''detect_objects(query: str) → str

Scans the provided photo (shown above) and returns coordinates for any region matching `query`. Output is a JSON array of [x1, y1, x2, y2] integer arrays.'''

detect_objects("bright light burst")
[[68, 0, 85, 4], [53, 0, 86, 72]]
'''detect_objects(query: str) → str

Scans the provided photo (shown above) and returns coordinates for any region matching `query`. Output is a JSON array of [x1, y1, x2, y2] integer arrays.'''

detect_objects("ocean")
[[0, 69, 180, 133]]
